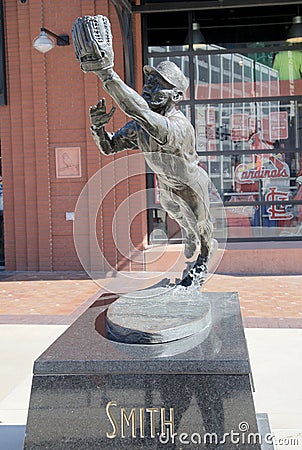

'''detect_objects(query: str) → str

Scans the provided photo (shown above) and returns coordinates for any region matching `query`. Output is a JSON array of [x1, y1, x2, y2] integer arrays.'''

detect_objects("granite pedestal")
[[24, 292, 262, 449]]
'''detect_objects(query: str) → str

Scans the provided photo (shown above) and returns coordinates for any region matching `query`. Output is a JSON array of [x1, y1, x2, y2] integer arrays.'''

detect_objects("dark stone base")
[[24, 292, 262, 449]]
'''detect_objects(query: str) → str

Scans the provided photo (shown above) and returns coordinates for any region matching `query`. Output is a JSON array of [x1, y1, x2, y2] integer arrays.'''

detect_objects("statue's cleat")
[[179, 272, 193, 287], [179, 254, 208, 287]]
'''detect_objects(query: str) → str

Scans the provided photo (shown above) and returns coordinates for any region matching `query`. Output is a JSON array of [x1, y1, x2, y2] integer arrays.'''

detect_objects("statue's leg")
[[177, 172, 220, 287], [157, 181, 199, 258], [175, 182, 213, 262], [184, 231, 198, 259], [195, 186, 214, 261], [158, 174, 215, 288]]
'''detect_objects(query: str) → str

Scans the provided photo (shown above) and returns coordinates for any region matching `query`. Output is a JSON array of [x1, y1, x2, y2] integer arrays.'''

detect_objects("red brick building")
[[1, 0, 302, 274], [0, 0, 147, 271]]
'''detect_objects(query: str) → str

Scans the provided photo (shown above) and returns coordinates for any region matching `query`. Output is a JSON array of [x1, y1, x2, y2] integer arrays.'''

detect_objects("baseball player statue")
[[72, 15, 215, 287]]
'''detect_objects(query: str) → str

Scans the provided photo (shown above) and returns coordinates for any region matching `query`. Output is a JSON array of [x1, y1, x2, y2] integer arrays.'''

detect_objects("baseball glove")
[[72, 15, 114, 73]]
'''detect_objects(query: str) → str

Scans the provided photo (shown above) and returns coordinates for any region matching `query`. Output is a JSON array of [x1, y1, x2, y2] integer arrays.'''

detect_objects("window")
[[144, 5, 302, 242]]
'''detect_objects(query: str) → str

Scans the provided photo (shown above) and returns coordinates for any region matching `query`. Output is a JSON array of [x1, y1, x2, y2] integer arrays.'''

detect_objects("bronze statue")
[[72, 15, 215, 286]]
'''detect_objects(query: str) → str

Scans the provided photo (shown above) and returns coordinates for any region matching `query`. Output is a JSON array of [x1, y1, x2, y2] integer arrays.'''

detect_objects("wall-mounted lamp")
[[33, 28, 70, 54]]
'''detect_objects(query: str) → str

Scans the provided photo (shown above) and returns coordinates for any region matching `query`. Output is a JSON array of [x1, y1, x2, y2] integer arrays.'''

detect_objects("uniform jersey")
[[91, 72, 202, 190]]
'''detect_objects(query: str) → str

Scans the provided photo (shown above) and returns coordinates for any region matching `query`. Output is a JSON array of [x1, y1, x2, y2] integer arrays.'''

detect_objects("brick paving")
[[0, 272, 100, 324], [203, 274, 302, 328], [0, 271, 301, 327]]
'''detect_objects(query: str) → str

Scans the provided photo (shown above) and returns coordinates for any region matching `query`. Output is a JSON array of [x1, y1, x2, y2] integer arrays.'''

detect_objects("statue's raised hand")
[[89, 99, 116, 128]]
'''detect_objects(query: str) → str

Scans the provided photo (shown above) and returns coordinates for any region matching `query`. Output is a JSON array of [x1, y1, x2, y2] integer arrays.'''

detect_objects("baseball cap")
[[143, 61, 189, 93]]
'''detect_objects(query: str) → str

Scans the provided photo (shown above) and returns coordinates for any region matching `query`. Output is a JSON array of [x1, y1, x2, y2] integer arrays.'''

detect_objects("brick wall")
[[0, 0, 147, 271]]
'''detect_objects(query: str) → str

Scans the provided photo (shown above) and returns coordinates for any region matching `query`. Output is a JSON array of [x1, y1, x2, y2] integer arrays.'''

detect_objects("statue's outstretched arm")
[[96, 70, 169, 145]]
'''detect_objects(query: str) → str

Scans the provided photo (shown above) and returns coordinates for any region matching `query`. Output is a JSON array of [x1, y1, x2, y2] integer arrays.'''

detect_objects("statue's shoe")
[[179, 254, 207, 287], [180, 239, 219, 288]]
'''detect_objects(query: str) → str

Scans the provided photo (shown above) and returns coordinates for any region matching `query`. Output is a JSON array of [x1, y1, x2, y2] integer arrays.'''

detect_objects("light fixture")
[[287, 16, 302, 43], [192, 23, 206, 49], [185, 22, 206, 50], [33, 28, 70, 54]]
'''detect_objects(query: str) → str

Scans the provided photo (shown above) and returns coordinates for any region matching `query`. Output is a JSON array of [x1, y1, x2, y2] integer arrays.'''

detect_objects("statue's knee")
[[166, 202, 180, 215], [197, 220, 213, 242]]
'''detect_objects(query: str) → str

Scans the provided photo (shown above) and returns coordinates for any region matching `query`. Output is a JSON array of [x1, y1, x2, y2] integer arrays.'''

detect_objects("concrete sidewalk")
[[0, 271, 302, 449]]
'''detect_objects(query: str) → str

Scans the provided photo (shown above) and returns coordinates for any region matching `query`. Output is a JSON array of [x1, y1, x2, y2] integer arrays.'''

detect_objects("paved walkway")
[[0, 271, 301, 327], [0, 271, 301, 449]]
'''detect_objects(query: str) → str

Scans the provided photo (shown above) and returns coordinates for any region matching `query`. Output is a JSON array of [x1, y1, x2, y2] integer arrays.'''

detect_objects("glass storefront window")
[[145, 21, 302, 243], [193, 46, 302, 100], [198, 151, 302, 239], [148, 45, 187, 54], [195, 100, 301, 154], [196, 98, 302, 239]]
